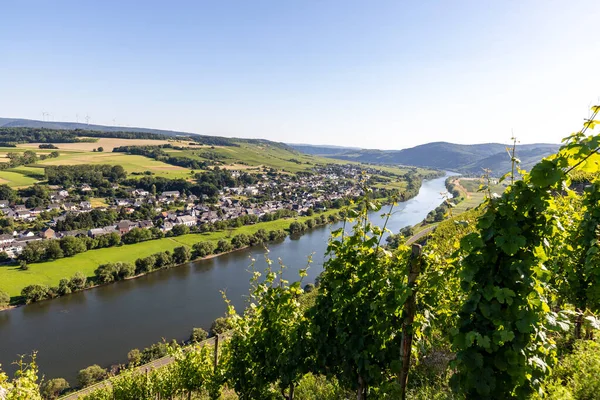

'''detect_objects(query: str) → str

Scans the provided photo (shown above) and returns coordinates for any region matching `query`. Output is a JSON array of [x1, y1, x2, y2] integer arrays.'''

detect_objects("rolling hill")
[[0, 117, 196, 138], [289, 142, 560, 176]]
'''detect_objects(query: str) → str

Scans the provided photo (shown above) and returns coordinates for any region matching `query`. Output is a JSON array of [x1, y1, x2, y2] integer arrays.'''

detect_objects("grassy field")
[[0, 139, 433, 187], [37, 152, 194, 180], [165, 143, 421, 176], [451, 177, 507, 214], [0, 209, 341, 299], [16, 137, 175, 152], [0, 169, 42, 187]]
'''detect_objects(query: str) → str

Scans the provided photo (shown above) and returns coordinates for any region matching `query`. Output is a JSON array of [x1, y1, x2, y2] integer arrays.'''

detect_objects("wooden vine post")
[[213, 333, 220, 370], [398, 243, 423, 400]]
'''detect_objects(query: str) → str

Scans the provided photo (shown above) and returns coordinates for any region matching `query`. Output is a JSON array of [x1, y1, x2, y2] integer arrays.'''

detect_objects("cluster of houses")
[[0, 164, 384, 259]]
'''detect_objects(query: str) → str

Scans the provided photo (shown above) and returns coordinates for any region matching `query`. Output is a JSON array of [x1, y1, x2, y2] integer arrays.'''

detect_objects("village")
[[0, 163, 390, 259]]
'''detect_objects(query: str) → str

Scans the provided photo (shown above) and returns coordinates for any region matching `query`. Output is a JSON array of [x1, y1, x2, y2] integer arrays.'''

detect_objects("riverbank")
[[1, 177, 435, 306], [0, 173, 446, 307], [0, 173, 453, 383], [0, 206, 347, 305]]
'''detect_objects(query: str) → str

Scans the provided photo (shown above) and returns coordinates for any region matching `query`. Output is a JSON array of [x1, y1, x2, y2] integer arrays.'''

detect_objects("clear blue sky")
[[1, 1, 598, 149]]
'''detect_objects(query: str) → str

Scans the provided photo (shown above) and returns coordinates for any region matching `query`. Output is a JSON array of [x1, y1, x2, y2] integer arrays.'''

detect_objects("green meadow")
[[0, 209, 341, 299]]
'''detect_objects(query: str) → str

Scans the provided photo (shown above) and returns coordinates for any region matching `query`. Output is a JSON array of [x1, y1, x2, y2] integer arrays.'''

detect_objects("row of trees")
[[21, 271, 87, 304], [19, 233, 121, 264], [45, 164, 127, 186], [0, 150, 59, 170]]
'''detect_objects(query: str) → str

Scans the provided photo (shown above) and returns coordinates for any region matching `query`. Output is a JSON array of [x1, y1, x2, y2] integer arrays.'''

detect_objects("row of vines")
[[1, 107, 600, 399]]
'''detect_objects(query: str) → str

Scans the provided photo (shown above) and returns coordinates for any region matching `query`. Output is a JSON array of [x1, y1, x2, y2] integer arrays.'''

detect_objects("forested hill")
[[290, 141, 560, 175], [0, 117, 295, 150], [0, 117, 198, 138]]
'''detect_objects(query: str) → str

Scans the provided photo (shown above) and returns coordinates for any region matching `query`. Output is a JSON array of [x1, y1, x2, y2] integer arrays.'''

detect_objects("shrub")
[[69, 271, 87, 291], [173, 246, 191, 264], [210, 317, 233, 336], [0, 289, 9, 307], [190, 327, 208, 343], [171, 224, 190, 236], [543, 339, 600, 399], [231, 233, 250, 249], [41, 377, 70, 399], [21, 284, 50, 304], [57, 278, 72, 295], [135, 255, 156, 274], [141, 342, 168, 363], [192, 241, 216, 258], [294, 373, 351, 400], [216, 239, 233, 253], [127, 348, 142, 366], [77, 364, 108, 387]]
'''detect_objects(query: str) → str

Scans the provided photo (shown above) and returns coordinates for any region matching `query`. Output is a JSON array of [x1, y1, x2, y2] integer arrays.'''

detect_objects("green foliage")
[[294, 373, 352, 400], [226, 257, 309, 398], [173, 246, 191, 264], [210, 317, 233, 336], [69, 271, 87, 291], [451, 107, 600, 398], [21, 284, 50, 304], [541, 339, 600, 400], [77, 364, 108, 388], [41, 377, 70, 399], [192, 241, 216, 258], [216, 239, 233, 254], [309, 200, 411, 396], [190, 327, 208, 343], [0, 354, 42, 400], [94, 262, 135, 283], [171, 224, 190, 236], [127, 348, 142, 367], [0, 289, 9, 307]]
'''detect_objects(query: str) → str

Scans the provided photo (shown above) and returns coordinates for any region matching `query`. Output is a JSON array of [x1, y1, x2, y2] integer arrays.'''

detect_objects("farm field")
[[0, 139, 432, 187], [166, 142, 421, 176], [37, 152, 194, 180], [0, 170, 40, 188], [0, 209, 341, 299], [451, 177, 507, 214], [16, 137, 175, 152]]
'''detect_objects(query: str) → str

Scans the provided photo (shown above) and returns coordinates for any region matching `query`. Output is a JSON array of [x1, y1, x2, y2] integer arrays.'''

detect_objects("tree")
[[127, 348, 142, 366], [0, 289, 10, 307], [69, 271, 87, 291], [171, 224, 190, 236], [77, 365, 107, 387], [0, 184, 17, 202], [289, 221, 306, 235], [141, 342, 168, 363], [190, 327, 208, 343], [231, 233, 250, 249], [154, 251, 173, 268], [41, 378, 69, 399], [135, 255, 156, 274], [122, 227, 152, 244], [45, 240, 64, 260], [216, 239, 233, 254], [97, 146, 104, 152], [192, 241, 216, 258], [59, 236, 87, 257], [57, 278, 72, 296], [21, 284, 50, 304], [210, 317, 233, 336], [173, 246, 191, 264]]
